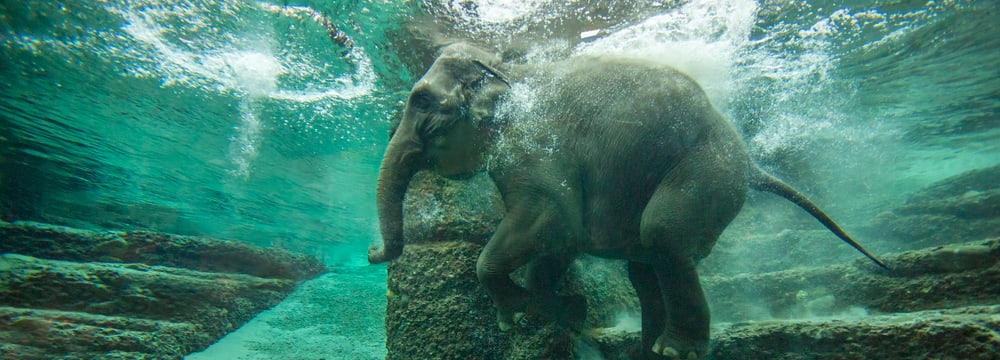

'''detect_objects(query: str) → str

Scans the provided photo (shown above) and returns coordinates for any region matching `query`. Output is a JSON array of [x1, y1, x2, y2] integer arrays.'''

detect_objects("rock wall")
[[0, 221, 327, 359]]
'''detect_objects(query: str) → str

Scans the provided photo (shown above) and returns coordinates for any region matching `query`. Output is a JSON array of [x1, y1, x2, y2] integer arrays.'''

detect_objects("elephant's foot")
[[495, 294, 528, 331], [651, 332, 707, 360], [497, 294, 587, 331], [498, 311, 526, 332]]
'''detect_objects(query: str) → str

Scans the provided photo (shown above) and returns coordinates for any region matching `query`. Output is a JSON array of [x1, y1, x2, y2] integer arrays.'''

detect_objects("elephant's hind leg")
[[637, 170, 744, 358], [648, 254, 710, 359], [627, 261, 668, 359], [632, 250, 709, 358]]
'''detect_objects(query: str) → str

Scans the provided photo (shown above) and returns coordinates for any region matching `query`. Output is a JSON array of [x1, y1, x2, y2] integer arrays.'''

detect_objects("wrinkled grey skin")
[[369, 43, 886, 359]]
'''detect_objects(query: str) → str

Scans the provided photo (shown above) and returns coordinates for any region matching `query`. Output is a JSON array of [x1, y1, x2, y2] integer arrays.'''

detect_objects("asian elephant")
[[368, 42, 887, 359]]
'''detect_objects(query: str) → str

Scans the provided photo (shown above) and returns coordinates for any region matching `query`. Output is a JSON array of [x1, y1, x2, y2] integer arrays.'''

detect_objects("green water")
[[2, 0, 997, 260], [1, 0, 420, 265], [1, 0, 998, 357]]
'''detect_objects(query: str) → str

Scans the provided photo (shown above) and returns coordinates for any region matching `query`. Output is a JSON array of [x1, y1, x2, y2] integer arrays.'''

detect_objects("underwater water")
[[1, 0, 998, 358]]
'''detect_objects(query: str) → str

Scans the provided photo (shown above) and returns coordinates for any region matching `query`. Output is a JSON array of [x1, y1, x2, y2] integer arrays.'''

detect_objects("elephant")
[[368, 42, 887, 359]]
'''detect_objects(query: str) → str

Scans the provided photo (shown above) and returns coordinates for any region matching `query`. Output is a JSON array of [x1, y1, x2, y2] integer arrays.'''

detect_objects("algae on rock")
[[0, 220, 327, 359], [384, 170, 638, 359]]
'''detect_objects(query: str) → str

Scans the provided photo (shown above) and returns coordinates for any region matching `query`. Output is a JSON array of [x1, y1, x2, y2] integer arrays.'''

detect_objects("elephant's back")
[[549, 57, 732, 178], [543, 58, 747, 248]]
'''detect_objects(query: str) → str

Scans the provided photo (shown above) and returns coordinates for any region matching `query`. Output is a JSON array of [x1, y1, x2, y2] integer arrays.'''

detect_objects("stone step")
[[0, 220, 326, 280], [0, 253, 295, 325], [0, 252, 294, 358], [870, 163, 1000, 251], [711, 305, 1000, 359], [0, 306, 205, 360], [0, 220, 328, 359], [593, 305, 1000, 359], [704, 237, 1000, 323]]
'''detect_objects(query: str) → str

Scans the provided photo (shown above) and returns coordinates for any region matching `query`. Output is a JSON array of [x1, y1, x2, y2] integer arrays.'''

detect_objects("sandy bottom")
[[187, 267, 388, 360]]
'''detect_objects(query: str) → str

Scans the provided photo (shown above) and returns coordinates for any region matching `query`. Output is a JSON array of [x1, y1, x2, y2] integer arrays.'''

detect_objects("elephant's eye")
[[429, 134, 448, 149], [409, 91, 436, 111]]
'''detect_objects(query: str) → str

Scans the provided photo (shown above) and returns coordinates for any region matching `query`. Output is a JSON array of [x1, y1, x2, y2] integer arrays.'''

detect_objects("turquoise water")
[[1, 0, 998, 357], [2, 0, 419, 264]]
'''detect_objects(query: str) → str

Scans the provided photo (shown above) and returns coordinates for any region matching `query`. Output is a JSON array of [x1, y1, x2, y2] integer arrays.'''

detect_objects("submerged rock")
[[0, 254, 294, 327], [386, 241, 511, 360], [402, 171, 505, 245], [708, 305, 1000, 360], [0, 220, 327, 280], [703, 237, 1000, 322], [873, 163, 1000, 250], [0, 221, 327, 359], [699, 229, 863, 276], [595, 305, 1000, 359], [0, 306, 205, 360]]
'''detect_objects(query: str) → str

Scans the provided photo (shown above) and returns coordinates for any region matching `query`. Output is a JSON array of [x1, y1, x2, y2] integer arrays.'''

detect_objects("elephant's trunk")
[[369, 133, 422, 264]]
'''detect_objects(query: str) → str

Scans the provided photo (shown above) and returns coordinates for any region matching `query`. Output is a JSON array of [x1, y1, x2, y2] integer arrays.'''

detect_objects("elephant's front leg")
[[477, 198, 572, 331], [476, 216, 536, 331]]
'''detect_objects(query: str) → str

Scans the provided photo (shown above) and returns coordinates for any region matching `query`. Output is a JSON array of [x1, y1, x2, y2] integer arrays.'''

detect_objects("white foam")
[[117, 2, 372, 101], [218, 50, 285, 97], [573, 0, 759, 107], [448, 0, 545, 23], [109, 0, 376, 176]]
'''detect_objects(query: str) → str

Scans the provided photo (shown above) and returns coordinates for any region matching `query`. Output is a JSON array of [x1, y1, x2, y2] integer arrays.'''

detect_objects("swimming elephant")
[[368, 42, 887, 359]]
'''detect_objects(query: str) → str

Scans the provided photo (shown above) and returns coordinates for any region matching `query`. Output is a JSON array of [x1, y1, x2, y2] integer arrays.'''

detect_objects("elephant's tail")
[[748, 164, 889, 269]]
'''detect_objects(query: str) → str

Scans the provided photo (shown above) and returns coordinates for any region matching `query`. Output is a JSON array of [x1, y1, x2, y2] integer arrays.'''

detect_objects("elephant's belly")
[[586, 239, 654, 262], [583, 216, 642, 260], [578, 168, 664, 260]]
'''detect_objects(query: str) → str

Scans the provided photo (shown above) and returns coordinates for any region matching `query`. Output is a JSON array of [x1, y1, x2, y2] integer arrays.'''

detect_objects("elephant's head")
[[369, 43, 510, 264]]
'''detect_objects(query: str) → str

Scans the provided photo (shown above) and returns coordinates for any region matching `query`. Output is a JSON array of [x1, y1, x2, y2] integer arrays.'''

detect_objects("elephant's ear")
[[466, 60, 511, 128], [473, 60, 510, 87]]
